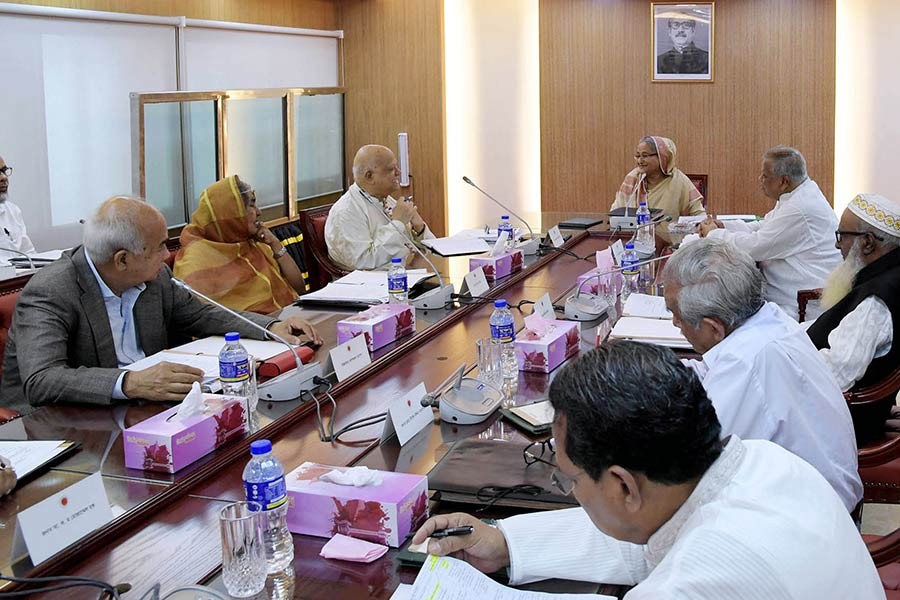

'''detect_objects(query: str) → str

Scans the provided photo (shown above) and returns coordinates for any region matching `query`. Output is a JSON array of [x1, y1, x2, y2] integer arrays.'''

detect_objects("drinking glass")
[[220, 501, 267, 598], [476, 337, 501, 386]]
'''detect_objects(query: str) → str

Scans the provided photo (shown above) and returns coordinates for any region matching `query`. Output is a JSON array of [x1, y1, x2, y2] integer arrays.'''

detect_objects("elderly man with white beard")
[[807, 193, 900, 445]]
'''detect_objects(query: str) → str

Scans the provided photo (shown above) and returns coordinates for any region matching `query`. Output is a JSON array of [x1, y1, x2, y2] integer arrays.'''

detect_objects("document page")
[[0, 440, 75, 479], [408, 556, 611, 600], [510, 401, 554, 427], [422, 236, 491, 256], [622, 294, 672, 320], [611, 317, 691, 348]]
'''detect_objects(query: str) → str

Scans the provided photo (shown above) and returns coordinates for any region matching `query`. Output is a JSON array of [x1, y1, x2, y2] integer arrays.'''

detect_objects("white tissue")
[[319, 466, 384, 487], [171, 382, 207, 422]]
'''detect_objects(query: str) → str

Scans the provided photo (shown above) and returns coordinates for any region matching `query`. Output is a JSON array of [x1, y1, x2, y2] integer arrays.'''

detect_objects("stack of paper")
[[422, 236, 490, 256], [622, 294, 673, 320], [611, 316, 692, 349], [300, 269, 434, 305]]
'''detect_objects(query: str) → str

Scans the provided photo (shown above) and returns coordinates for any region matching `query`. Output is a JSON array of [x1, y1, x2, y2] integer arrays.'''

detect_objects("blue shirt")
[[84, 249, 147, 399]]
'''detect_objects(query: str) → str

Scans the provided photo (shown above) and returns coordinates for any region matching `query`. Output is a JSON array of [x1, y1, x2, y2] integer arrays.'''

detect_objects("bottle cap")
[[391, 257, 402, 263], [625, 242, 635, 249], [250, 440, 272, 455], [493, 299, 508, 309], [225, 332, 240, 342], [501, 215, 510, 220], [639, 200, 647, 206]]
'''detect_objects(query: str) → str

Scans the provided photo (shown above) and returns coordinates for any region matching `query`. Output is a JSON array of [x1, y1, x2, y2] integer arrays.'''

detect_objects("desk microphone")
[[0, 247, 35, 270], [362, 193, 454, 310], [564, 254, 671, 321], [170, 277, 322, 401], [462, 176, 540, 256], [420, 363, 502, 425]]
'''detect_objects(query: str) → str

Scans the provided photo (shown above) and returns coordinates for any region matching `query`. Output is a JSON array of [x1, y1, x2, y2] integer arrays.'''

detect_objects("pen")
[[430, 526, 474, 538]]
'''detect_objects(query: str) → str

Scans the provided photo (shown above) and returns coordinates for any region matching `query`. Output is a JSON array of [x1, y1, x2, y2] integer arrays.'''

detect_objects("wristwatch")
[[273, 246, 287, 259]]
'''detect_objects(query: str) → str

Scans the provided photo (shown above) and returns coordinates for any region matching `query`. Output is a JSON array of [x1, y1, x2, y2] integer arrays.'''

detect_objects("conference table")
[[1, 228, 643, 598]]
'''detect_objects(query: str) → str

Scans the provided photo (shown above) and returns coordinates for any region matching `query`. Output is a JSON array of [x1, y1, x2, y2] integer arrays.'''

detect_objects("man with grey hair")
[[0, 155, 36, 255], [324, 144, 434, 271], [808, 193, 900, 444], [0, 196, 320, 416], [663, 238, 861, 512], [699, 146, 840, 320]]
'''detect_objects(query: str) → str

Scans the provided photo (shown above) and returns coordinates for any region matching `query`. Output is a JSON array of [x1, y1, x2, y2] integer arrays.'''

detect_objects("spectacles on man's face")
[[835, 230, 884, 244], [668, 20, 695, 30], [0, 166, 11, 177]]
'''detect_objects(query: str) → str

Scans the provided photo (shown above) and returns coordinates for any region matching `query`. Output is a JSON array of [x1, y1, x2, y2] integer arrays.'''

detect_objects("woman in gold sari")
[[174, 175, 305, 314], [610, 136, 705, 222]]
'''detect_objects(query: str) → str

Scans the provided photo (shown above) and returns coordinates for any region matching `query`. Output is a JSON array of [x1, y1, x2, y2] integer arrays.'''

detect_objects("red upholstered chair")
[[856, 365, 900, 503], [797, 288, 823, 323], [866, 523, 900, 597], [685, 173, 708, 210], [298, 204, 348, 291], [0, 289, 22, 423]]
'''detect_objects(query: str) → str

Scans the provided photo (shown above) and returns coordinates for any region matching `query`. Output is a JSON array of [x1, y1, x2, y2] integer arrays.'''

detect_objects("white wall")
[[834, 0, 900, 214], [444, 0, 541, 235]]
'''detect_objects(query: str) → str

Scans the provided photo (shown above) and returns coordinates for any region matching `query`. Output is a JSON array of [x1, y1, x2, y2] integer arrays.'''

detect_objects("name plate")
[[548, 226, 565, 248], [534, 293, 556, 320], [463, 267, 490, 298], [382, 382, 434, 446], [329, 334, 372, 382], [17, 473, 114, 565]]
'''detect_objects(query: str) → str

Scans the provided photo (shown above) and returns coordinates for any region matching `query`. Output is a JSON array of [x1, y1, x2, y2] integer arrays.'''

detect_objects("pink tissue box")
[[515, 320, 580, 373], [123, 395, 248, 473], [285, 462, 429, 548], [337, 303, 416, 352], [576, 267, 622, 295], [469, 249, 524, 281]]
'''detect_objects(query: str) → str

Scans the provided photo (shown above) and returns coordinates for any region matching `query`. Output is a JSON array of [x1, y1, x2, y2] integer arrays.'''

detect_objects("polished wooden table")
[[4, 230, 630, 598]]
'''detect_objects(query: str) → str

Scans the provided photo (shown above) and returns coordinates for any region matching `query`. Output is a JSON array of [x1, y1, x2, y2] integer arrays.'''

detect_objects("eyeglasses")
[[0, 166, 11, 177], [550, 468, 581, 496], [523, 439, 555, 467], [668, 20, 695, 30], [633, 153, 658, 161], [835, 230, 884, 244]]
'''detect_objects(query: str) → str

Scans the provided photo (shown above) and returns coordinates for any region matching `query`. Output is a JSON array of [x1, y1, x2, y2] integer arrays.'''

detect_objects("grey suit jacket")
[[0, 246, 277, 415]]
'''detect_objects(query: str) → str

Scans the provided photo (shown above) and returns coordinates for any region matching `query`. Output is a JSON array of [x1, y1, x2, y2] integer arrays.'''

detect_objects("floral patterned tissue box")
[[337, 303, 416, 352], [284, 462, 429, 548], [515, 316, 580, 373], [123, 395, 248, 473], [469, 249, 524, 282]]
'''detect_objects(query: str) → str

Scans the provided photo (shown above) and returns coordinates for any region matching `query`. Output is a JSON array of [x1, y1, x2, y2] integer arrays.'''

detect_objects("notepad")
[[422, 236, 490, 256], [300, 269, 434, 305], [611, 316, 692, 348], [509, 401, 554, 427], [622, 294, 673, 320], [0, 440, 78, 480]]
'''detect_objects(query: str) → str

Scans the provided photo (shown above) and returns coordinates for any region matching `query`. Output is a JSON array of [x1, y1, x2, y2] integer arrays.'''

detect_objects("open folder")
[[610, 316, 692, 349], [298, 269, 434, 307]]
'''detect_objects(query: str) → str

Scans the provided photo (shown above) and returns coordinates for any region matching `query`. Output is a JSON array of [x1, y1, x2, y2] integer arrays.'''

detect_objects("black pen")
[[431, 526, 474, 538]]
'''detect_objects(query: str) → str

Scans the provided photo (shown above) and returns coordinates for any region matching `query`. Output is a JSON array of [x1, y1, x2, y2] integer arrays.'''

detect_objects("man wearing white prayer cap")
[[808, 193, 900, 445]]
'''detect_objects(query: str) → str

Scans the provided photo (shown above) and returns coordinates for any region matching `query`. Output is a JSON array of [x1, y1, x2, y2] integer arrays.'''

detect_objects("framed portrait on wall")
[[652, 3, 714, 82]]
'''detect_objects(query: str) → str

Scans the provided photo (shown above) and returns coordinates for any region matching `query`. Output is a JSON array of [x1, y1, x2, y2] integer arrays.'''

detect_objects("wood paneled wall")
[[339, 0, 447, 236], [539, 0, 836, 219], [4, 0, 340, 29]]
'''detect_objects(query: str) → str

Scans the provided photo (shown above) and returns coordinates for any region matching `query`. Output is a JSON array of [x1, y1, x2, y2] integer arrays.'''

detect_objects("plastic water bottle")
[[219, 333, 257, 410], [388, 257, 408, 303], [621, 242, 640, 303], [243, 439, 294, 573], [635, 201, 655, 248], [489, 299, 517, 379], [497, 215, 514, 249]]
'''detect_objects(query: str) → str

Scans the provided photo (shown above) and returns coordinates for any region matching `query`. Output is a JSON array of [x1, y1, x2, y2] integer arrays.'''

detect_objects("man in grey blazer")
[[0, 196, 321, 416]]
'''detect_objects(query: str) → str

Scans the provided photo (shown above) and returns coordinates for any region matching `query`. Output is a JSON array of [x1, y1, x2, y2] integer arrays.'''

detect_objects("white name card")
[[382, 382, 434, 446], [534, 293, 556, 320], [610, 240, 625, 266], [329, 334, 372, 382], [463, 267, 490, 298], [548, 226, 565, 248], [17, 473, 114, 565]]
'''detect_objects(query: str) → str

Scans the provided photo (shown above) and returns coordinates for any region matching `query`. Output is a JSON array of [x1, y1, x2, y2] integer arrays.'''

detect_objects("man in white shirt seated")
[[0, 155, 36, 256], [662, 238, 862, 511], [698, 146, 840, 320], [807, 193, 900, 445], [324, 144, 434, 271], [413, 341, 883, 599]]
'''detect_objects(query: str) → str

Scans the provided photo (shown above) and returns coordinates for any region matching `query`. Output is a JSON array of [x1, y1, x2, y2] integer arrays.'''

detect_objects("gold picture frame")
[[652, 2, 714, 82]]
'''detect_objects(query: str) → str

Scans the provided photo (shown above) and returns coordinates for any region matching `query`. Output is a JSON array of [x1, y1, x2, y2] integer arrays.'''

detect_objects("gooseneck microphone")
[[0, 247, 35, 270], [361, 190, 454, 310], [564, 254, 671, 321], [461, 176, 540, 256], [171, 277, 322, 401]]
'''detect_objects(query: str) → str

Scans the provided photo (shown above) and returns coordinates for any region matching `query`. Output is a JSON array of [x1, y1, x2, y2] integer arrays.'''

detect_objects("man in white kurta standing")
[[662, 238, 862, 512], [413, 341, 883, 599], [0, 155, 36, 256], [698, 146, 840, 320], [325, 145, 434, 271]]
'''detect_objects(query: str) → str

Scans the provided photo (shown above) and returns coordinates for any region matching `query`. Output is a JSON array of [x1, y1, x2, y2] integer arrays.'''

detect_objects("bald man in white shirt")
[[0, 155, 36, 256]]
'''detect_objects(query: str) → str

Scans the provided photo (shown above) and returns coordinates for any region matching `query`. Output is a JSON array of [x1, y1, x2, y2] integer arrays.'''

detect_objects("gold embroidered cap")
[[848, 193, 900, 238]]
